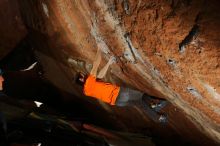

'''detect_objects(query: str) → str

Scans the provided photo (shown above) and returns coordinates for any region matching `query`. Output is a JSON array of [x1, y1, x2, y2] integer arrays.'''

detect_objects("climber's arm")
[[90, 48, 102, 77], [97, 56, 115, 79]]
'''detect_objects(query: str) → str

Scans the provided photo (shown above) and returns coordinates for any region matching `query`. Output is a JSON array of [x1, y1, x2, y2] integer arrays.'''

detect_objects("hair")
[[75, 72, 86, 86]]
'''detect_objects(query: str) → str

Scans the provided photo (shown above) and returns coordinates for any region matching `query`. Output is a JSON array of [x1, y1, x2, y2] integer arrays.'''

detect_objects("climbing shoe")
[[158, 114, 168, 124], [150, 100, 168, 112]]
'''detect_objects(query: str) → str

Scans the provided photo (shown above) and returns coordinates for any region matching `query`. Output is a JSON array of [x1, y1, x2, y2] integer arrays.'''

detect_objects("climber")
[[76, 48, 168, 123]]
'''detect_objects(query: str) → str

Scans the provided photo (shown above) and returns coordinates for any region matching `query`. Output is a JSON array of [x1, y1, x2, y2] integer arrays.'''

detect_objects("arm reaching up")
[[97, 56, 116, 79], [90, 48, 102, 77]]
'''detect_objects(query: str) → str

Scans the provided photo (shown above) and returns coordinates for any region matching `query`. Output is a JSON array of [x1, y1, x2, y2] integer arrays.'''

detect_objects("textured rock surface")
[[0, 0, 27, 58], [1, 0, 220, 145]]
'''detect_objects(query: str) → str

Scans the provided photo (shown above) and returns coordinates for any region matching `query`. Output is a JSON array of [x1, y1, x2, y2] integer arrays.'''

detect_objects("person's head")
[[0, 69, 4, 91], [75, 72, 86, 86]]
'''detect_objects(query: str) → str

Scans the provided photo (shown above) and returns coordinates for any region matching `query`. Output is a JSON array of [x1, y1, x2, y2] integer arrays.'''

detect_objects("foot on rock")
[[158, 114, 168, 124]]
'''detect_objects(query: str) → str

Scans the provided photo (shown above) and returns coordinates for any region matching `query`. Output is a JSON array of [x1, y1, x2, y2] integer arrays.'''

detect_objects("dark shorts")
[[115, 88, 168, 123], [115, 87, 143, 106]]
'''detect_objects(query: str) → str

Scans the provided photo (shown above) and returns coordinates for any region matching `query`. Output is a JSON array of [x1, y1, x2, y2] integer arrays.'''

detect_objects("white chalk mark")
[[203, 83, 220, 101], [21, 62, 37, 71], [42, 2, 49, 18], [34, 101, 43, 107], [124, 34, 145, 63], [68, 58, 78, 66], [90, 23, 110, 54], [187, 86, 203, 99]]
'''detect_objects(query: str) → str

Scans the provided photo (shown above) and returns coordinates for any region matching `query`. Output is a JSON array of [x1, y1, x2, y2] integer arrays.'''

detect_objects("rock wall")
[[4, 0, 220, 143], [0, 0, 27, 59]]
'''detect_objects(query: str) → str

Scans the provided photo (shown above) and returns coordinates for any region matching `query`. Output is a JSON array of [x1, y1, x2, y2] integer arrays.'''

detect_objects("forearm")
[[97, 56, 115, 79], [90, 48, 101, 76], [97, 60, 111, 79]]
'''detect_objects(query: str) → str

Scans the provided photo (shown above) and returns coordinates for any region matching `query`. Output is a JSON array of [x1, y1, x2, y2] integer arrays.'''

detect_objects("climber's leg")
[[90, 48, 102, 77], [115, 87, 143, 106], [133, 100, 167, 123], [115, 88, 167, 123]]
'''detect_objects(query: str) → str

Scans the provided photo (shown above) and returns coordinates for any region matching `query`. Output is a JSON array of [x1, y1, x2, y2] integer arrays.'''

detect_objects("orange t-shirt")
[[83, 75, 120, 105]]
